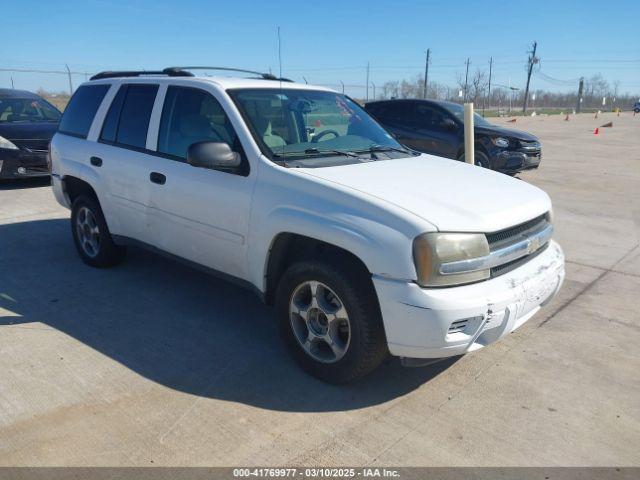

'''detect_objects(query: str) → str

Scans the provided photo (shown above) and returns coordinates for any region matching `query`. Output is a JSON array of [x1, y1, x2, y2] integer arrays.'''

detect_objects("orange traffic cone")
[[593, 127, 599, 135]]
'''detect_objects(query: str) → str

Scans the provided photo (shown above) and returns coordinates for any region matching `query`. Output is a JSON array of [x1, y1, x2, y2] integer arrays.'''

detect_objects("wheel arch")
[[264, 232, 374, 305], [62, 175, 99, 205]]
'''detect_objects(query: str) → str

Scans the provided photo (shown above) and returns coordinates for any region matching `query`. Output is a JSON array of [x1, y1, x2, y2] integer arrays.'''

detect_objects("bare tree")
[[469, 69, 488, 105], [381, 80, 400, 99]]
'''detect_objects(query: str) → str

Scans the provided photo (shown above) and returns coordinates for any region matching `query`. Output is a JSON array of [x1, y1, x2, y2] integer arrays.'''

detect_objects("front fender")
[[247, 204, 418, 293]]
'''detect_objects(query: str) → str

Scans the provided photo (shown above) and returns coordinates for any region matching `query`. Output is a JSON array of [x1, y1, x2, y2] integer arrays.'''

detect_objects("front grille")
[[486, 213, 551, 278], [518, 140, 541, 151], [486, 213, 548, 247], [490, 242, 549, 277]]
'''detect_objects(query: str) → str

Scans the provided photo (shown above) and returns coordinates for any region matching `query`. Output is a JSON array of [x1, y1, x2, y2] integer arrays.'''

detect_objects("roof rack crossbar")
[[90, 69, 194, 81]]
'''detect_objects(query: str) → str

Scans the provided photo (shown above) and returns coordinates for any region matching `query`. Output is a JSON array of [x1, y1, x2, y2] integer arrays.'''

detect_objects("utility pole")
[[423, 49, 430, 99], [463, 58, 470, 102], [371, 81, 376, 100], [11, 76, 14, 89], [365, 62, 370, 102], [339, 80, 344, 94], [576, 77, 584, 113], [484, 57, 493, 117], [522, 41, 538, 114], [65, 64, 73, 96]]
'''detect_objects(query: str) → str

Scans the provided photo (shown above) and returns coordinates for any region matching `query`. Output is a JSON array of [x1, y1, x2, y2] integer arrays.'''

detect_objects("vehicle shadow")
[[0, 218, 457, 413], [0, 176, 51, 190]]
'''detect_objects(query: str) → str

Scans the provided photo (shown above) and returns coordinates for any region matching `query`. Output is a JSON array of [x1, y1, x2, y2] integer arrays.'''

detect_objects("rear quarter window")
[[58, 84, 110, 138]]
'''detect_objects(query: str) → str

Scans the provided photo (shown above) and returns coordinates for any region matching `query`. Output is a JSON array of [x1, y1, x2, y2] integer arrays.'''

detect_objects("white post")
[[464, 102, 474, 165]]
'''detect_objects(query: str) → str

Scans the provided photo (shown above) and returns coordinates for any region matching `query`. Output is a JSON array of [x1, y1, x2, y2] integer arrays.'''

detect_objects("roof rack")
[[167, 66, 293, 82], [90, 66, 293, 82], [90, 68, 194, 81]]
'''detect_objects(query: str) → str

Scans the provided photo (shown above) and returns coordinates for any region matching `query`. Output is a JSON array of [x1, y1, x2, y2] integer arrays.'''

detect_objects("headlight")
[[491, 137, 510, 148], [0, 136, 18, 150], [413, 232, 490, 287]]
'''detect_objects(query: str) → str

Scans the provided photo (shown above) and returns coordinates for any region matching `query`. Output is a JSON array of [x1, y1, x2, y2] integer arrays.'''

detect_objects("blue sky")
[[2, 0, 639, 96]]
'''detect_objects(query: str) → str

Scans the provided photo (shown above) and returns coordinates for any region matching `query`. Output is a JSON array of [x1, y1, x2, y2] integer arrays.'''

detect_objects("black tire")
[[458, 150, 491, 168], [275, 260, 388, 384], [71, 195, 126, 268]]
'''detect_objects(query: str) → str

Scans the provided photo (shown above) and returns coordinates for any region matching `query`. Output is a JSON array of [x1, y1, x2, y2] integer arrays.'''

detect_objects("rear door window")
[[111, 84, 159, 149], [58, 84, 110, 138], [384, 102, 416, 129]]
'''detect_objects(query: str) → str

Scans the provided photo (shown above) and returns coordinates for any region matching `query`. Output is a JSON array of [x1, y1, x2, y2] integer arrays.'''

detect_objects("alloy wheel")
[[289, 280, 351, 363], [75, 206, 100, 258]]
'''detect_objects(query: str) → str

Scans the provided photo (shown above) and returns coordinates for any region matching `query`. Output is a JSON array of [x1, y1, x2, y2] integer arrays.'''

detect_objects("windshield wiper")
[[366, 144, 417, 155], [274, 148, 360, 159]]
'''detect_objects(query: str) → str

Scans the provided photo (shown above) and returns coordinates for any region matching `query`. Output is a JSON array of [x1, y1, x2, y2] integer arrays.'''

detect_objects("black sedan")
[[0, 88, 61, 179], [365, 99, 542, 173]]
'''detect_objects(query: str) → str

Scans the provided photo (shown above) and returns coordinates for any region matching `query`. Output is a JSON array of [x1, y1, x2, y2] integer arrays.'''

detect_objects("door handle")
[[150, 172, 166, 185], [90, 156, 103, 167]]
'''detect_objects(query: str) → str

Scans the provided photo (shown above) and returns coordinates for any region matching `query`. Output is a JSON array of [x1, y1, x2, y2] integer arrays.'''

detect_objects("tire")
[[71, 195, 126, 268], [275, 260, 388, 384], [458, 150, 491, 168]]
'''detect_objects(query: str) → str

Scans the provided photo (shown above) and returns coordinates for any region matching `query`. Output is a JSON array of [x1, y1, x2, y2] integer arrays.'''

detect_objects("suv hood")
[[475, 124, 538, 142], [299, 155, 551, 233]]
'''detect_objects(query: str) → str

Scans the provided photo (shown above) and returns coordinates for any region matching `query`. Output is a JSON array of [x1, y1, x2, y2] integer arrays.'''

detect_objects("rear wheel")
[[276, 260, 388, 383], [71, 195, 126, 268]]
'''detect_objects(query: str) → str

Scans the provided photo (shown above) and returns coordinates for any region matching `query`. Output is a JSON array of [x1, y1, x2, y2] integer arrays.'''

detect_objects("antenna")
[[277, 26, 283, 81], [276, 26, 286, 166]]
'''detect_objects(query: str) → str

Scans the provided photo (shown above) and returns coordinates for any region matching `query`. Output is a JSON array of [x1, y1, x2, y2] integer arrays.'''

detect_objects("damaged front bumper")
[[373, 240, 565, 361]]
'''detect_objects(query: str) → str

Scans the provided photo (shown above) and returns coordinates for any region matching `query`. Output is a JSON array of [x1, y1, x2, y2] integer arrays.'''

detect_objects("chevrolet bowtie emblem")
[[527, 236, 541, 254]]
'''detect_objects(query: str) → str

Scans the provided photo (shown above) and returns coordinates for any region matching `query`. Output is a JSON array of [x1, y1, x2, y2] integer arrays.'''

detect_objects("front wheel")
[[275, 260, 388, 383], [458, 150, 491, 168]]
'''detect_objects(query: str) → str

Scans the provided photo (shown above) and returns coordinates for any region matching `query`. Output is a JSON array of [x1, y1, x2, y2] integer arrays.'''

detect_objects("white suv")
[[50, 67, 565, 383]]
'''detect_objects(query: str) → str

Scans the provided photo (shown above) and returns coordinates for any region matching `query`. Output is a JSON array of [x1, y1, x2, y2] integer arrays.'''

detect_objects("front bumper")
[[495, 149, 542, 172], [0, 148, 50, 178], [373, 240, 564, 360]]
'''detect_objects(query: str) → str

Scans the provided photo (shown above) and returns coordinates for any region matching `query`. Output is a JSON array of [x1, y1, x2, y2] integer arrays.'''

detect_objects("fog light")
[[17, 167, 27, 175]]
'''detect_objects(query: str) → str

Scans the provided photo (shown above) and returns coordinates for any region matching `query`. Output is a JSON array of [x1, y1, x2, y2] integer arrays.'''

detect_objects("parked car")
[[365, 99, 542, 173], [50, 67, 564, 383], [633, 101, 640, 113], [0, 88, 61, 179]]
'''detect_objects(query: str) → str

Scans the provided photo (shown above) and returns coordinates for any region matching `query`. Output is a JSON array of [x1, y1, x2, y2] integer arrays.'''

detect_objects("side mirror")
[[187, 141, 241, 172], [442, 118, 458, 131]]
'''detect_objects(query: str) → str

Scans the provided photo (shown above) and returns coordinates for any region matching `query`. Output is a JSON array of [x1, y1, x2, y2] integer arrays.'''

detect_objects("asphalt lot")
[[0, 112, 638, 466]]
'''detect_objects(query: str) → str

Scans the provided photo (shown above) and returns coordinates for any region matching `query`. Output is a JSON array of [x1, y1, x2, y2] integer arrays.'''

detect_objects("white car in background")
[[50, 67, 565, 383]]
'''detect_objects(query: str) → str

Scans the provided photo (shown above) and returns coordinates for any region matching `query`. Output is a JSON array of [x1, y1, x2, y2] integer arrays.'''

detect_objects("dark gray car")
[[366, 99, 542, 173], [0, 88, 61, 179]]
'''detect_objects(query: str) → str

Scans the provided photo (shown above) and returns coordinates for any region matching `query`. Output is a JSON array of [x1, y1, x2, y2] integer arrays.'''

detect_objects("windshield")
[[0, 97, 62, 123], [440, 102, 492, 127], [230, 88, 408, 164]]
